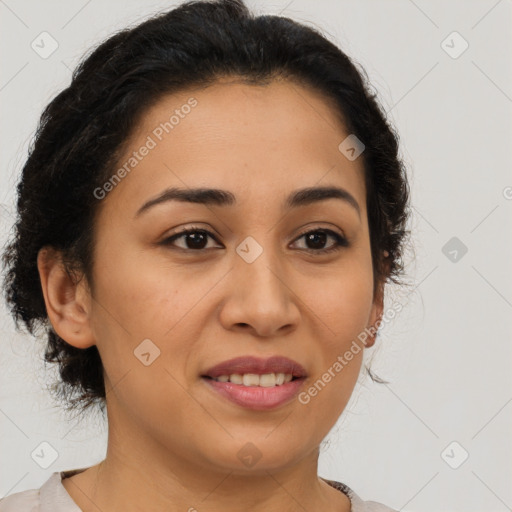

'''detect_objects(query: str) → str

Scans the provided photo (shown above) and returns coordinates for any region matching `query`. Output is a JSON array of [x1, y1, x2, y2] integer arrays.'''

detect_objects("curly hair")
[[1, 0, 411, 415]]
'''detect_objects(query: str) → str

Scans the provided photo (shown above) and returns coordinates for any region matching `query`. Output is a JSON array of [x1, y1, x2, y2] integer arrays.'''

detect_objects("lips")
[[202, 355, 307, 379]]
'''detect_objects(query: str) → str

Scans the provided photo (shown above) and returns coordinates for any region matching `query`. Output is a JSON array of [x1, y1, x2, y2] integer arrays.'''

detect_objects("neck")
[[61, 394, 351, 512]]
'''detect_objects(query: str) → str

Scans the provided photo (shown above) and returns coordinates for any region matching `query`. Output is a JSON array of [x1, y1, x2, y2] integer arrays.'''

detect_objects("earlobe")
[[37, 246, 96, 349]]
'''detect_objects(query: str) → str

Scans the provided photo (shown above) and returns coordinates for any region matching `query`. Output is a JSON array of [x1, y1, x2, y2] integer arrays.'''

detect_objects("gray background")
[[1, 0, 511, 510]]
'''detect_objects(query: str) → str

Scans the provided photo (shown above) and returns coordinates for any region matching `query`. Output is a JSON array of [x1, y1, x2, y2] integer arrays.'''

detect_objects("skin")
[[37, 77, 386, 512]]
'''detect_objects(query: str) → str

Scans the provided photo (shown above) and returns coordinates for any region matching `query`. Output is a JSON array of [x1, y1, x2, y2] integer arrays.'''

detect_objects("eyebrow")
[[135, 185, 361, 219]]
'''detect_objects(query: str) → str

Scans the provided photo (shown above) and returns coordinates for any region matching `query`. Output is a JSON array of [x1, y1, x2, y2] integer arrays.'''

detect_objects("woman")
[[0, 0, 410, 510]]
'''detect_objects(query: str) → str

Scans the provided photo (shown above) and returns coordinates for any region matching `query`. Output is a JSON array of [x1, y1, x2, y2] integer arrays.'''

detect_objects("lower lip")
[[202, 377, 305, 410]]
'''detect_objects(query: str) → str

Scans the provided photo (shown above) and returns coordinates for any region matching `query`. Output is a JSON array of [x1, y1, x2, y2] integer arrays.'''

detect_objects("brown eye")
[[292, 229, 348, 253], [161, 228, 222, 251]]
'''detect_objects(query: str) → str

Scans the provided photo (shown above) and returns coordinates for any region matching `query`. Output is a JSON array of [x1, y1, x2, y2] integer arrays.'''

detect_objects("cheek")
[[91, 238, 201, 337], [299, 259, 374, 346], [89, 246, 227, 396], [296, 281, 370, 434], [294, 257, 373, 412], [88, 258, 206, 425]]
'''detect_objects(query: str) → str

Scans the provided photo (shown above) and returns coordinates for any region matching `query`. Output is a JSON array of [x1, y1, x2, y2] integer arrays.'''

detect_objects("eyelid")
[[293, 224, 346, 241]]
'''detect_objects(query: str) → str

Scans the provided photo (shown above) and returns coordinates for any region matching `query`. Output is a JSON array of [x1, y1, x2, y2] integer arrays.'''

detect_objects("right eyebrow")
[[135, 187, 236, 218]]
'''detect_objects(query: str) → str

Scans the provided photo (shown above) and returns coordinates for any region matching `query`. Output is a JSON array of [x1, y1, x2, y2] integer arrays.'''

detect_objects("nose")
[[218, 243, 300, 338]]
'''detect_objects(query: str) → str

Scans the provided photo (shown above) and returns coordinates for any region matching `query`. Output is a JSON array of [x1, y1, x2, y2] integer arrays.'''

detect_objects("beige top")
[[0, 468, 398, 512]]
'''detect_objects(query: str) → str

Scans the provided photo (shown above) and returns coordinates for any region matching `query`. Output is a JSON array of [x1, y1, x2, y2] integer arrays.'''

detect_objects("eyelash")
[[161, 225, 349, 254]]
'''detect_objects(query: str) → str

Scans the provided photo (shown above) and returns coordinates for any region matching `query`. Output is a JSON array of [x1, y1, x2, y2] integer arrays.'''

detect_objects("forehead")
[[102, 78, 367, 216]]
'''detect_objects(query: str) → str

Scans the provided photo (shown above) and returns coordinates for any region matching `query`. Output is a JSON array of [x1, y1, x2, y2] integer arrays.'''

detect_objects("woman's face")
[[77, 78, 383, 473]]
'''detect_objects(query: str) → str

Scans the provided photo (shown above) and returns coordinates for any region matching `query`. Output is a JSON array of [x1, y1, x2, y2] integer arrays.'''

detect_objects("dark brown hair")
[[2, 0, 411, 415]]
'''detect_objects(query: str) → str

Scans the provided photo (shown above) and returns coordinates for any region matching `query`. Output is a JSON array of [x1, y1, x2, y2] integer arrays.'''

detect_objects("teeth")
[[213, 373, 295, 386], [243, 373, 260, 386], [230, 374, 243, 384]]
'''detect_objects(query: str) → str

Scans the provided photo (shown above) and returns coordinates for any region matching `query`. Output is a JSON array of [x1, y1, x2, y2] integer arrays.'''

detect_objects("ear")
[[37, 246, 95, 349], [364, 287, 383, 348], [364, 251, 390, 348]]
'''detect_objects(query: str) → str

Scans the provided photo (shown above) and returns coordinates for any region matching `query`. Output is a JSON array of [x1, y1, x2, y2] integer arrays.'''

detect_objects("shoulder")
[[322, 478, 399, 512], [0, 486, 39, 511], [0, 471, 83, 512]]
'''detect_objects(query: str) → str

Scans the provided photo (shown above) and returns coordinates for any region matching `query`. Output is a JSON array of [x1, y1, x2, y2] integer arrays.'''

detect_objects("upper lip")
[[202, 356, 307, 379]]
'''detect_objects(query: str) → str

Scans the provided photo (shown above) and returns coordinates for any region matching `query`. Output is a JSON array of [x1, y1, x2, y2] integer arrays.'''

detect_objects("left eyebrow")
[[135, 185, 361, 220]]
